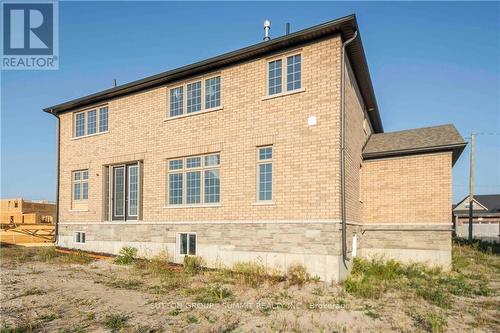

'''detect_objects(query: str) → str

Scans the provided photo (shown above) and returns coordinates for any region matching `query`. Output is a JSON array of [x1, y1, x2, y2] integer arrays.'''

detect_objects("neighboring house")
[[43, 15, 466, 282], [0, 198, 56, 225], [453, 194, 500, 241]]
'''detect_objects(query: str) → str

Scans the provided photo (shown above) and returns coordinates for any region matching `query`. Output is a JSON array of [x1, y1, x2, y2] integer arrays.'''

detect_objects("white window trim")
[[74, 231, 86, 244], [72, 105, 109, 139], [261, 87, 306, 101], [167, 74, 222, 119], [265, 52, 303, 98], [72, 170, 89, 203], [256, 146, 273, 203], [167, 153, 221, 207], [164, 106, 223, 122], [176, 232, 197, 257], [71, 130, 109, 140], [163, 204, 221, 209]]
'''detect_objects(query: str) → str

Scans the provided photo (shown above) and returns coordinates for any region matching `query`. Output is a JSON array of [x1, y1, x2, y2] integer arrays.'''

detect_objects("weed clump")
[[38, 247, 57, 262], [287, 263, 310, 286], [114, 247, 137, 265], [344, 256, 490, 308], [104, 314, 129, 332], [231, 260, 281, 287], [183, 256, 204, 275], [193, 284, 233, 304], [410, 309, 447, 333]]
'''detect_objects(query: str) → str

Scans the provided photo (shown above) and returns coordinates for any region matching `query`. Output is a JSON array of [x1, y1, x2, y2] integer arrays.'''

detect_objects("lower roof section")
[[362, 124, 467, 165]]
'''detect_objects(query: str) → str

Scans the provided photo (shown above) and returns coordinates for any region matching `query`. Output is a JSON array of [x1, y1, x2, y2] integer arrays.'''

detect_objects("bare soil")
[[0, 245, 498, 333]]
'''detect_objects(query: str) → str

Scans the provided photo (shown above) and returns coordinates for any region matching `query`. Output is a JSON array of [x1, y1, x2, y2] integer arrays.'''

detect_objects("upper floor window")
[[74, 107, 108, 138], [75, 113, 85, 137], [268, 60, 282, 95], [268, 53, 302, 96], [286, 54, 301, 91], [167, 153, 220, 206], [99, 107, 108, 132], [187, 81, 202, 113], [257, 146, 273, 201], [170, 86, 184, 117], [168, 75, 221, 118], [87, 110, 97, 135], [205, 76, 221, 109]]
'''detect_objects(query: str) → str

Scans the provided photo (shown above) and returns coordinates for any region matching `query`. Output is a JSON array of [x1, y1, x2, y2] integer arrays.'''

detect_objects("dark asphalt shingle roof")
[[363, 124, 466, 164], [454, 194, 500, 216]]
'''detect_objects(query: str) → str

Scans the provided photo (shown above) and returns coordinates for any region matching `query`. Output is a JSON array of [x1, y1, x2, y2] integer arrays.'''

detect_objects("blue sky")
[[1, 1, 499, 203]]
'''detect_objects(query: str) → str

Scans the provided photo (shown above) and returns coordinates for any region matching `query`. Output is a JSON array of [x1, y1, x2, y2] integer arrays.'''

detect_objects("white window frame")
[[169, 86, 184, 117], [73, 105, 109, 139], [187, 81, 202, 113], [268, 59, 283, 96], [177, 232, 197, 256], [286, 54, 301, 91], [257, 146, 273, 203], [167, 153, 221, 207], [266, 52, 303, 97], [167, 74, 222, 119], [72, 170, 89, 202], [99, 106, 109, 132], [74, 231, 86, 244]]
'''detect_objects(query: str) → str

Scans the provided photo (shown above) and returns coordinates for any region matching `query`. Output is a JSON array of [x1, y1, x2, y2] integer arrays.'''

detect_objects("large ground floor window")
[[167, 153, 220, 206]]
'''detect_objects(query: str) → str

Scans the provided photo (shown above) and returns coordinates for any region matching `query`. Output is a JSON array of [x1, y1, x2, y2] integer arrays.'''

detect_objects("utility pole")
[[468, 132, 475, 241]]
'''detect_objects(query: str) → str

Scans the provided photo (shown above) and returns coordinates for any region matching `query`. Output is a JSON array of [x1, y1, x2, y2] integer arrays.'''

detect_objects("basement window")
[[178, 232, 196, 256], [74, 231, 86, 244]]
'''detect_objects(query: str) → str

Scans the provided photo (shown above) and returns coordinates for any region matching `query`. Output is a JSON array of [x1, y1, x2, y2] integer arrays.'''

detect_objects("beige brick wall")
[[361, 152, 453, 224], [58, 36, 344, 223], [343, 57, 372, 223]]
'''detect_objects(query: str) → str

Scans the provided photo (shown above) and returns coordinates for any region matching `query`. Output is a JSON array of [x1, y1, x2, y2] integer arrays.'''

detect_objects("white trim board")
[[59, 220, 452, 226]]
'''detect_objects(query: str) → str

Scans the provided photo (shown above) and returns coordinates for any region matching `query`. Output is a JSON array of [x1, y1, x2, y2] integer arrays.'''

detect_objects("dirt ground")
[[0, 243, 498, 333]]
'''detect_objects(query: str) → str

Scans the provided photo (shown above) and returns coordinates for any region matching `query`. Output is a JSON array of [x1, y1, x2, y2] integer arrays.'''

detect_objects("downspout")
[[340, 30, 358, 268], [48, 109, 60, 245]]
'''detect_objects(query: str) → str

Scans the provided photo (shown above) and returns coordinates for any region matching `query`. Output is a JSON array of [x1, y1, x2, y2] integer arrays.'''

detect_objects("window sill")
[[252, 201, 276, 206], [164, 106, 223, 122], [71, 131, 109, 140], [163, 204, 222, 209], [69, 209, 89, 212], [261, 88, 305, 101]]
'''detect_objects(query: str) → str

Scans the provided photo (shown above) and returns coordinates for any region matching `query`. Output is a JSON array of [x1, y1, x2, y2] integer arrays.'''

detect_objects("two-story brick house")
[[44, 15, 466, 282]]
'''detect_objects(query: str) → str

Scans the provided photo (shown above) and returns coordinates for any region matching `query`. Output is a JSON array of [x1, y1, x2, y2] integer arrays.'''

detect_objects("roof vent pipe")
[[113, 79, 117, 87], [263, 20, 271, 41], [285, 22, 290, 35]]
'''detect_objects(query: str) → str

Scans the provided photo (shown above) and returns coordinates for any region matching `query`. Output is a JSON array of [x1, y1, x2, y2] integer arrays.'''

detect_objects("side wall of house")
[[338, 54, 372, 276], [360, 152, 453, 267], [344, 56, 372, 224], [56, 36, 347, 282]]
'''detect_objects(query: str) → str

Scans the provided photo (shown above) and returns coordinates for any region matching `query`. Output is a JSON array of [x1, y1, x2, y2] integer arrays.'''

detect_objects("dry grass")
[[0, 240, 498, 332]]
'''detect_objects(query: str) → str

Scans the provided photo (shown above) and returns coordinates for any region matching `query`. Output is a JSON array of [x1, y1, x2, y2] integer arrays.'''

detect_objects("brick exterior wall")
[[343, 57, 372, 224], [361, 152, 453, 224], [58, 36, 343, 224]]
